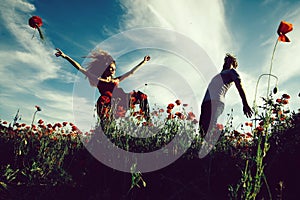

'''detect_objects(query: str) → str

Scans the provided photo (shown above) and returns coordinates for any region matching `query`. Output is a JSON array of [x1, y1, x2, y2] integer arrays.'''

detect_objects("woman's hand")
[[143, 55, 151, 62], [55, 48, 66, 58]]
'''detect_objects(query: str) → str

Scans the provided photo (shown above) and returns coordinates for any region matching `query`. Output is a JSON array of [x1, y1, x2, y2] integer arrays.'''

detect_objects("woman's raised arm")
[[118, 56, 150, 82], [55, 48, 87, 74], [55, 48, 100, 86]]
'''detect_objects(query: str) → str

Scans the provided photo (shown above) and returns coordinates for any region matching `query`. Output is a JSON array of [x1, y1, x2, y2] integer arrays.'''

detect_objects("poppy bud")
[[273, 87, 278, 94]]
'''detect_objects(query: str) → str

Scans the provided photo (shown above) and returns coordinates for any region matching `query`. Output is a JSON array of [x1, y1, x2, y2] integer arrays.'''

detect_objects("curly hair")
[[222, 53, 237, 70], [84, 49, 115, 87]]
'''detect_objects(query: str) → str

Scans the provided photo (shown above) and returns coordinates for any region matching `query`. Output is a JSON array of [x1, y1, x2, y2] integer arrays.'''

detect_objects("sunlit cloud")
[[0, 0, 77, 124]]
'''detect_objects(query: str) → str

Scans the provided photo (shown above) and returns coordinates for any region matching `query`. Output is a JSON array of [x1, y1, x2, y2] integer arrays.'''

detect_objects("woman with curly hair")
[[55, 48, 151, 121]]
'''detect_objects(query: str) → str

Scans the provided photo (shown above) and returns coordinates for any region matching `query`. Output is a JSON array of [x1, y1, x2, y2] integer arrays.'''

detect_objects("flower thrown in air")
[[277, 21, 293, 42], [28, 16, 44, 40]]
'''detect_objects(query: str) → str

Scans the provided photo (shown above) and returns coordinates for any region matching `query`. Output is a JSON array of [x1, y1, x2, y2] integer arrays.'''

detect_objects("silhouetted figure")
[[199, 53, 252, 137]]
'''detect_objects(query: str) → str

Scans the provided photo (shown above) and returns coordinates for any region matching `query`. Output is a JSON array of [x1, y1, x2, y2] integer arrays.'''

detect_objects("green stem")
[[36, 25, 44, 40], [266, 39, 279, 99], [253, 73, 278, 129], [263, 173, 272, 200], [29, 110, 38, 133]]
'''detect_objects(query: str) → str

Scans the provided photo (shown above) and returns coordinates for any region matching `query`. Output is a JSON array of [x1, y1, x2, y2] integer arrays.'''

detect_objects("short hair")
[[222, 53, 237, 70]]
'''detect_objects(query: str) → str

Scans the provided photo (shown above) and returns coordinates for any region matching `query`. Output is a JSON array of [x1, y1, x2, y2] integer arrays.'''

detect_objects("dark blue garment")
[[199, 100, 224, 137]]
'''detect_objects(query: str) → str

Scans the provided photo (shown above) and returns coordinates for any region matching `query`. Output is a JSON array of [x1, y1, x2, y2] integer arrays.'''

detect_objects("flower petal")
[[278, 34, 290, 42], [277, 21, 293, 35]]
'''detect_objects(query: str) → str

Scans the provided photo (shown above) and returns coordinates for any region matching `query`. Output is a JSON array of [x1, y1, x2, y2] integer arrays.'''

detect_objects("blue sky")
[[1, 0, 300, 129]]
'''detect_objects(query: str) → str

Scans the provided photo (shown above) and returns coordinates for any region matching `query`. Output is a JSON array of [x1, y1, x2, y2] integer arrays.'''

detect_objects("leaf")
[[142, 180, 146, 187], [0, 181, 7, 189]]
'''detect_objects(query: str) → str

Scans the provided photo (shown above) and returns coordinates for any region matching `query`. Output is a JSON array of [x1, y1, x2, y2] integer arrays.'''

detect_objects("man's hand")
[[243, 104, 253, 118], [55, 48, 66, 58]]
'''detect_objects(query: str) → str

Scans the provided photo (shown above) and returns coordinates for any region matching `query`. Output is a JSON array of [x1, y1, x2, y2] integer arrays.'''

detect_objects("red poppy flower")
[[276, 98, 282, 103], [282, 99, 289, 105], [105, 91, 113, 98], [167, 103, 175, 109], [62, 122, 68, 126], [130, 96, 137, 104], [116, 106, 126, 118], [140, 94, 147, 100], [100, 95, 111, 104], [187, 112, 196, 120], [28, 16, 44, 40], [282, 94, 290, 99], [35, 105, 42, 111], [2, 121, 8, 124], [245, 122, 253, 127], [38, 119, 44, 124], [183, 103, 188, 107], [72, 125, 78, 132], [175, 112, 185, 119], [56, 123, 62, 128], [192, 119, 198, 124], [246, 132, 252, 138], [256, 126, 264, 132], [159, 108, 164, 113], [277, 21, 293, 42], [175, 99, 181, 106], [38, 124, 46, 129], [29, 16, 42, 28], [259, 121, 264, 126]]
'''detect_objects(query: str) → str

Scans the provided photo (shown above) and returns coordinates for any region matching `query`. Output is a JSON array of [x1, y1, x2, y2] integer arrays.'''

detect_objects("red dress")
[[96, 80, 150, 121]]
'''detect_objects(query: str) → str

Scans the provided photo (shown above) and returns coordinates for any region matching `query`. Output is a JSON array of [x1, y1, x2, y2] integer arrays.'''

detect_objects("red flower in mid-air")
[[277, 21, 293, 42], [28, 16, 44, 40]]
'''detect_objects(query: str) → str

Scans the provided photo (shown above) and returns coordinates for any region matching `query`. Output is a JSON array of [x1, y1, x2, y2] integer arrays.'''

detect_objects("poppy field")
[[0, 93, 300, 199], [1, 20, 300, 200]]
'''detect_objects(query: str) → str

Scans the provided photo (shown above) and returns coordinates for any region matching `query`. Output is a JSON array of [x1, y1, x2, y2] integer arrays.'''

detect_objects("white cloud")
[[114, 0, 233, 120], [0, 0, 78, 124], [119, 0, 232, 67]]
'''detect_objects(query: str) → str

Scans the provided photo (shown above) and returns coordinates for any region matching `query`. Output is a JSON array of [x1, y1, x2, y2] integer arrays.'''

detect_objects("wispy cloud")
[[115, 0, 233, 117], [117, 0, 300, 126], [119, 0, 232, 67], [0, 0, 77, 124]]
